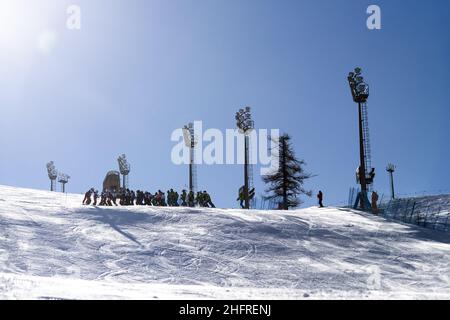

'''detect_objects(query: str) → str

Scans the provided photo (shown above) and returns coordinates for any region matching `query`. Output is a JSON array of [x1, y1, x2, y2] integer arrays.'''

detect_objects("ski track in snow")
[[0, 185, 449, 299]]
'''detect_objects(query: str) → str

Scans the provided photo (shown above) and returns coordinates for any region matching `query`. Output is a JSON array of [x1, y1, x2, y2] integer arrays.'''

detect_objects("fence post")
[[409, 202, 416, 223], [348, 188, 351, 207], [422, 204, 431, 227], [433, 206, 442, 230], [386, 199, 392, 215], [393, 200, 400, 219], [403, 199, 410, 222]]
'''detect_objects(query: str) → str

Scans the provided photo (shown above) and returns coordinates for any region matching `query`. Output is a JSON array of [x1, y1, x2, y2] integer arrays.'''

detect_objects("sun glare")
[[0, 0, 57, 60]]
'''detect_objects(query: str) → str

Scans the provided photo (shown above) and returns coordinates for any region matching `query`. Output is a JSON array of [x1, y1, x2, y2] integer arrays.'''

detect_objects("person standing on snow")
[[104, 191, 111, 206], [197, 191, 203, 207], [172, 189, 179, 206], [166, 189, 173, 207], [83, 188, 93, 205], [111, 189, 118, 206], [203, 191, 215, 208], [130, 190, 136, 205], [237, 190, 245, 209], [180, 190, 187, 206], [317, 190, 324, 208], [98, 191, 105, 206], [136, 190, 143, 205], [371, 191, 379, 215], [160, 190, 167, 206], [153, 192, 160, 206], [93, 190, 99, 206], [188, 191, 195, 207]]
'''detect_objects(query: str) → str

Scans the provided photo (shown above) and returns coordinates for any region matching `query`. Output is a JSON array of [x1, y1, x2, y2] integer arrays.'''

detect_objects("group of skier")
[[82, 188, 118, 206], [81, 187, 381, 212], [82, 188, 215, 208]]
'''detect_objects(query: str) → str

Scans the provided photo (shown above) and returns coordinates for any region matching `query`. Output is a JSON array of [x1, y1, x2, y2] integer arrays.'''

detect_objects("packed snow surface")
[[0, 185, 449, 299]]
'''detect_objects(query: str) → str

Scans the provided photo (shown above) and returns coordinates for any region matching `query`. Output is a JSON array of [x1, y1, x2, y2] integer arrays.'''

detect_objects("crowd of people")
[[80, 188, 380, 213], [82, 188, 215, 208]]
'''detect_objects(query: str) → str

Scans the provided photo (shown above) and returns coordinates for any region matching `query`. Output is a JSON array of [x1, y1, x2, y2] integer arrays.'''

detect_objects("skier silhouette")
[[317, 190, 324, 208]]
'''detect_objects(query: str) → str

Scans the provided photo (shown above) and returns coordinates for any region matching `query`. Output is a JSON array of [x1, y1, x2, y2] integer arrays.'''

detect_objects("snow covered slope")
[[0, 185, 449, 300]]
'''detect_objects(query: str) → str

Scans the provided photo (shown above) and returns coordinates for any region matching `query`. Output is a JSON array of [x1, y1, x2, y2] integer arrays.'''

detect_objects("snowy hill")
[[0, 185, 449, 300]]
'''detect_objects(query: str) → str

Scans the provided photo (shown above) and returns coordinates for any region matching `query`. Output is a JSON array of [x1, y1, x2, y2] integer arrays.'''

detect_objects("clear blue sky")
[[0, 0, 449, 208]]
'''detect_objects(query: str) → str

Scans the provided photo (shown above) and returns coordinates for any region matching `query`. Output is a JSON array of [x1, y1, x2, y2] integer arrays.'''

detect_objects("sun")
[[0, 0, 57, 59], [0, 1, 36, 52]]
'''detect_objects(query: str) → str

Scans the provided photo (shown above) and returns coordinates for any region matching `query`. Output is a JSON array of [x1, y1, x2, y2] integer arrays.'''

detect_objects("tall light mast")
[[236, 107, 254, 210], [117, 154, 131, 190], [182, 123, 198, 194], [386, 163, 396, 200], [347, 68, 374, 210], [46, 161, 58, 192], [58, 173, 70, 193]]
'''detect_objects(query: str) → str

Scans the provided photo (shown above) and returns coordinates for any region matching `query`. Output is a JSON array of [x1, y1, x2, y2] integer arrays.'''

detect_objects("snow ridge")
[[0, 185, 449, 299]]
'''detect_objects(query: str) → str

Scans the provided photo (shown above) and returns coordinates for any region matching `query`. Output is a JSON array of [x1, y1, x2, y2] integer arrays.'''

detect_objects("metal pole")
[[390, 171, 395, 200], [358, 102, 367, 210], [244, 135, 250, 209], [189, 147, 193, 194]]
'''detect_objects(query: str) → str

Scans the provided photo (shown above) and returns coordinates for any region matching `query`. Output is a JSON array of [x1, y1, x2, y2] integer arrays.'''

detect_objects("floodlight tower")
[[347, 67, 374, 210], [236, 106, 254, 210], [182, 123, 198, 194], [117, 154, 130, 190], [386, 163, 396, 200], [46, 161, 58, 192], [58, 173, 70, 193]]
